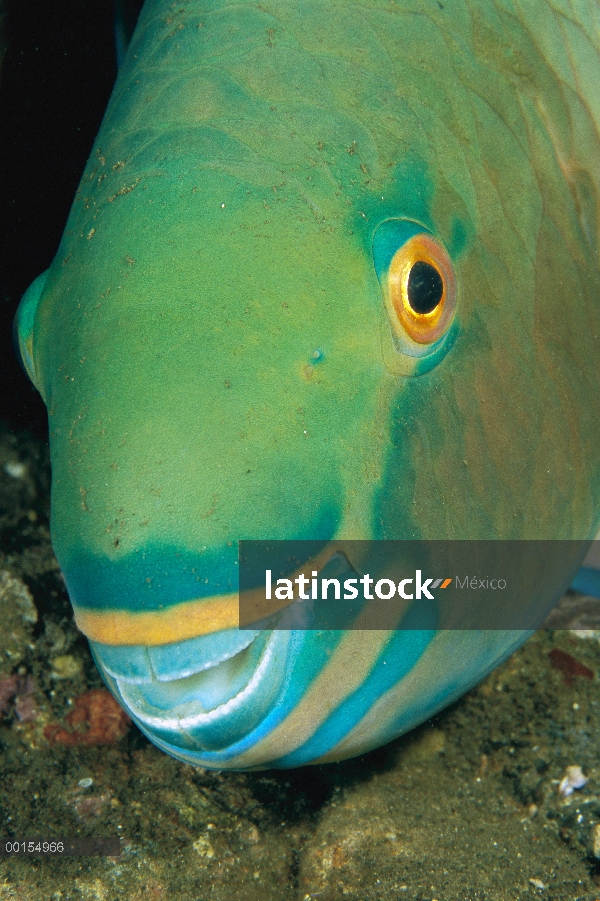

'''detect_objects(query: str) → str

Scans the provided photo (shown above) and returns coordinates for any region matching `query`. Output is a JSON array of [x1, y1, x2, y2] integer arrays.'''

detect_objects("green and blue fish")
[[15, 0, 600, 768]]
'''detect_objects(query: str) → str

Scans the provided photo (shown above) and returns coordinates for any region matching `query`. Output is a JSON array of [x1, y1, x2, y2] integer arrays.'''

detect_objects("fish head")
[[14, 0, 600, 765]]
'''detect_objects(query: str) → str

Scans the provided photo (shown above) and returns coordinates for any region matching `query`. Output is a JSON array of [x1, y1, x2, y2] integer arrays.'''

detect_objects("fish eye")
[[407, 260, 443, 314], [372, 220, 458, 374], [387, 233, 456, 345]]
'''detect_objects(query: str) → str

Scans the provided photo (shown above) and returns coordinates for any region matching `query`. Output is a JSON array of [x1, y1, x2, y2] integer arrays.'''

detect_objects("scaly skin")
[[15, 1, 600, 768]]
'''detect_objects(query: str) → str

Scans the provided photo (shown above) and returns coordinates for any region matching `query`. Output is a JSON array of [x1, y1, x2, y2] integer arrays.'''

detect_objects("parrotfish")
[[15, 0, 600, 768]]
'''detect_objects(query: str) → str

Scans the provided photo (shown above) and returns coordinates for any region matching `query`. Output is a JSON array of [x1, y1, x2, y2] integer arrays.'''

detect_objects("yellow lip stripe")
[[73, 593, 241, 646], [74, 541, 351, 646]]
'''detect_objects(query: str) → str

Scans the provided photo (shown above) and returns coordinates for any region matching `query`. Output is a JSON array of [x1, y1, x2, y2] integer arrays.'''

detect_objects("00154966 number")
[[2, 840, 65, 853]]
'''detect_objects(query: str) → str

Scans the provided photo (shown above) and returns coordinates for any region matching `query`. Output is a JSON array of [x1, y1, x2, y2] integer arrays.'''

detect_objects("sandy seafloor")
[[0, 422, 600, 901]]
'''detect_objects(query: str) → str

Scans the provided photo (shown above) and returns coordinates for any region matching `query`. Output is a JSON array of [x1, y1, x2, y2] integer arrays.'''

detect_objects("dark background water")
[[0, 0, 143, 439]]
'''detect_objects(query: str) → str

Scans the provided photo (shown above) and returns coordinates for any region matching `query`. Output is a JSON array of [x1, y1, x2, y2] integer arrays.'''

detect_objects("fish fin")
[[14, 270, 49, 393], [571, 539, 600, 596], [570, 567, 600, 597]]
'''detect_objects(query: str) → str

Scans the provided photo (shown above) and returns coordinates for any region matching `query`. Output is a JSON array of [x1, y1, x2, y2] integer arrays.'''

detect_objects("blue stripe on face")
[[64, 534, 339, 614], [66, 543, 239, 612], [271, 629, 435, 768]]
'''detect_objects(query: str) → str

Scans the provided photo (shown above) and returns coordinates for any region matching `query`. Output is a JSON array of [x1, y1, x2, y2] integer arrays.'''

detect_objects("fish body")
[[16, 0, 600, 767]]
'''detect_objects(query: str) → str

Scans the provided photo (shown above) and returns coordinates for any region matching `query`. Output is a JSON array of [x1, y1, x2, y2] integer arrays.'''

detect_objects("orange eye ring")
[[387, 233, 456, 344]]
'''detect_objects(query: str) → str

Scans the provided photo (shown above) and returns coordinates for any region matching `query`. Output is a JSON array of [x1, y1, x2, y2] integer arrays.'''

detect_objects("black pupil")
[[407, 261, 443, 314]]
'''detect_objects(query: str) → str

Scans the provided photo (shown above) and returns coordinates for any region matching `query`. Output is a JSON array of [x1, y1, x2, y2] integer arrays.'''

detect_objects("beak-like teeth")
[[90, 629, 290, 753]]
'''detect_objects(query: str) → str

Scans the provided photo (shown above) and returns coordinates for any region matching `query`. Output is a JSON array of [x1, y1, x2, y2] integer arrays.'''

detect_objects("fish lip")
[[90, 626, 262, 684], [117, 630, 283, 730]]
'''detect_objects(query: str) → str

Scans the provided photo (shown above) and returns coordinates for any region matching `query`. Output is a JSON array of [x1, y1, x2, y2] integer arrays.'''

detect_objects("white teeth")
[[148, 629, 260, 681], [91, 627, 261, 684], [117, 630, 286, 729]]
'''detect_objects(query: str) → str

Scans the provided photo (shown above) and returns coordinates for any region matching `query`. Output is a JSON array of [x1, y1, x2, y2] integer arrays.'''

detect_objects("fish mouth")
[[90, 628, 290, 753], [83, 544, 361, 757]]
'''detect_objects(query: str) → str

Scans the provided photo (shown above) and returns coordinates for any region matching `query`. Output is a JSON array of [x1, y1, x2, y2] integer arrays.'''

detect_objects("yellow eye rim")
[[387, 233, 456, 345]]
